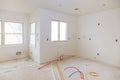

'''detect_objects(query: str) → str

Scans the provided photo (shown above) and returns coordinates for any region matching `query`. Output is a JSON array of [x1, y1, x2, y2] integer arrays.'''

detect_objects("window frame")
[[30, 23, 36, 47], [51, 20, 68, 42], [0, 21, 24, 45], [59, 21, 67, 41]]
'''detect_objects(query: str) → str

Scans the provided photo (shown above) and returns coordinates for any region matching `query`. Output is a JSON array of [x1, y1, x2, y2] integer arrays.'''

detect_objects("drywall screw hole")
[[97, 53, 99, 56], [68, 37, 70, 40], [46, 38, 49, 41], [115, 39, 118, 42], [89, 38, 91, 40], [98, 23, 100, 26], [78, 38, 80, 40]]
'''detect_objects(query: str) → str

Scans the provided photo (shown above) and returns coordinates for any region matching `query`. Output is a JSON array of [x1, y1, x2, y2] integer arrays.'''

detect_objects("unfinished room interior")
[[0, 0, 120, 80]]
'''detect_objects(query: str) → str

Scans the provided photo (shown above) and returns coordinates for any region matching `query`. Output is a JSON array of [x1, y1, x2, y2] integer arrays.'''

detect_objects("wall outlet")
[[16, 51, 22, 55]]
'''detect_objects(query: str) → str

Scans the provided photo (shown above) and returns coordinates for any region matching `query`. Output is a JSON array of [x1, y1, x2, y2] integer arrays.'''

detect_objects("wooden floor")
[[0, 58, 120, 80]]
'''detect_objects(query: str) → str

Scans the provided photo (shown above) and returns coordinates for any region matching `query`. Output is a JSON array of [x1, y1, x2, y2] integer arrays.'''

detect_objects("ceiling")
[[0, 0, 120, 15]]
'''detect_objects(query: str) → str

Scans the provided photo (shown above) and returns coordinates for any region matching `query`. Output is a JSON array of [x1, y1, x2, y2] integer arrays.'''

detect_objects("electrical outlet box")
[[97, 53, 100, 56], [16, 52, 22, 55]]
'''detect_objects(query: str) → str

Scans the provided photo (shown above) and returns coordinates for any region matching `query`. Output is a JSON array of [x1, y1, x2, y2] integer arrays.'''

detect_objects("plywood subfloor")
[[0, 59, 53, 80], [59, 58, 120, 80], [0, 58, 120, 80]]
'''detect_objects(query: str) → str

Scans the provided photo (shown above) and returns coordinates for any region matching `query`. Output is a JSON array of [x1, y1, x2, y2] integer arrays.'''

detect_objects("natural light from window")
[[30, 23, 36, 46], [51, 21, 59, 41], [5, 22, 23, 45], [51, 21, 67, 41], [60, 22, 67, 41]]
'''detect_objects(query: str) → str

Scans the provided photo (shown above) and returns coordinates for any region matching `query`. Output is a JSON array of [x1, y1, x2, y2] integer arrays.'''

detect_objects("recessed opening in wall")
[[16, 51, 22, 55]]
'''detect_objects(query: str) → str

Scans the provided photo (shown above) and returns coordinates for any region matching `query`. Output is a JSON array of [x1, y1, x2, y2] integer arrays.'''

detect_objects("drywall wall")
[[29, 8, 77, 63], [77, 8, 120, 67], [39, 9, 77, 63], [0, 10, 28, 62], [29, 10, 40, 63]]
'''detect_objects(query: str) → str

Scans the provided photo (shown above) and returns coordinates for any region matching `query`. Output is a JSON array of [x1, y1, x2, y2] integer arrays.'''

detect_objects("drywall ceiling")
[[0, 0, 120, 15]]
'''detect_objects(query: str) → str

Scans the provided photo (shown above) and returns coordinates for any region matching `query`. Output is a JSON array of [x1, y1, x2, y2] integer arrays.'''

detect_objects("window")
[[60, 22, 67, 41], [51, 21, 67, 41], [30, 23, 36, 46], [4, 22, 23, 45], [0, 21, 23, 45], [51, 21, 59, 41]]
